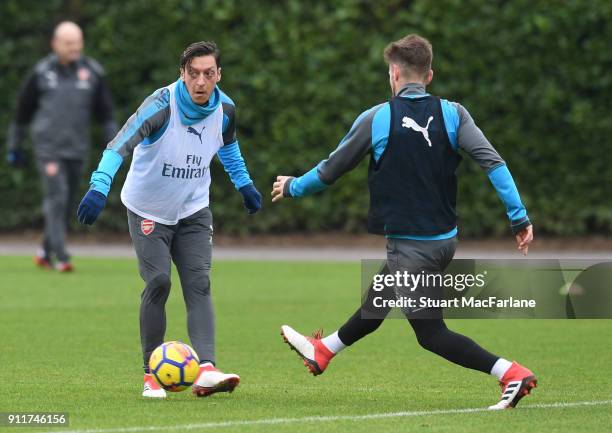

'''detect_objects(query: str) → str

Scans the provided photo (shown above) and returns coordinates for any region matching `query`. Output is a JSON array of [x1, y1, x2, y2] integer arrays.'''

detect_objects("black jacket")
[[7, 54, 117, 160]]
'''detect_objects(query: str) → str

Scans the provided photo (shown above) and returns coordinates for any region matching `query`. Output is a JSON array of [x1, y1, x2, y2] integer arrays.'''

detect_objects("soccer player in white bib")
[[77, 41, 262, 398]]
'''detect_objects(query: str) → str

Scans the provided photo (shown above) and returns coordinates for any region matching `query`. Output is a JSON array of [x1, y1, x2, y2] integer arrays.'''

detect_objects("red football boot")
[[280, 325, 335, 376], [192, 363, 240, 397], [488, 361, 537, 410], [142, 373, 166, 398], [33, 251, 52, 269], [55, 262, 74, 273]]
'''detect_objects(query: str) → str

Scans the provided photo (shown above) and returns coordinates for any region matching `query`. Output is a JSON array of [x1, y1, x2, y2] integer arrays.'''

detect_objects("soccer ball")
[[149, 341, 200, 392]]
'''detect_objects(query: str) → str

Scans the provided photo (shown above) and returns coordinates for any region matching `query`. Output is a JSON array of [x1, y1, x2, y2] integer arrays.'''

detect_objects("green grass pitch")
[[1, 256, 611, 432]]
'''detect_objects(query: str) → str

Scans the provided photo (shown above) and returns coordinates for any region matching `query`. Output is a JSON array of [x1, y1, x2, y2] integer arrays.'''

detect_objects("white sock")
[[321, 331, 346, 354], [490, 358, 513, 380]]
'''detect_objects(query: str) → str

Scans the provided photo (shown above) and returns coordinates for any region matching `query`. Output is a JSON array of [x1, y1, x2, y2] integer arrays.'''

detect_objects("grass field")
[[1, 256, 611, 433]]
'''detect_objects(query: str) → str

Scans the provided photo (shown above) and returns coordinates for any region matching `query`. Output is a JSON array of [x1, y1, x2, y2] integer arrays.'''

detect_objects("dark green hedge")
[[1, 0, 611, 236]]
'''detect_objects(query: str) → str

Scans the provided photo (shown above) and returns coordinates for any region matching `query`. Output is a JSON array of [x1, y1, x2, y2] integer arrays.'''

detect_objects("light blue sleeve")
[[216, 141, 253, 190], [288, 104, 385, 197], [488, 164, 531, 231], [288, 164, 328, 197], [440, 99, 459, 151], [371, 103, 390, 162], [90, 149, 123, 196]]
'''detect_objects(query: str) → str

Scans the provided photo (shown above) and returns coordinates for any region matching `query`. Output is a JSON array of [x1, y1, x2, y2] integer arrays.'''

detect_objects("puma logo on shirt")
[[187, 125, 206, 143], [402, 116, 434, 147]]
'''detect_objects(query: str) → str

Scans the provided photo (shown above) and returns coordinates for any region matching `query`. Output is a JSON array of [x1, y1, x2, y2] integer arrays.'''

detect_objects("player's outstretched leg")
[[280, 326, 337, 376], [142, 373, 166, 398], [279, 266, 392, 376], [488, 361, 537, 410], [192, 362, 240, 397], [408, 319, 537, 409]]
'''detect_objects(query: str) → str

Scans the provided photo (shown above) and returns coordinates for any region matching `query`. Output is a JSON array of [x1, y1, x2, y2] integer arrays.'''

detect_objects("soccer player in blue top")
[[272, 34, 536, 410], [77, 41, 262, 398]]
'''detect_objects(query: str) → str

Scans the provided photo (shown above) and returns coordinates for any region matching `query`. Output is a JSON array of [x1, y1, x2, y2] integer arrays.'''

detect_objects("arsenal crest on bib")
[[141, 219, 155, 235]]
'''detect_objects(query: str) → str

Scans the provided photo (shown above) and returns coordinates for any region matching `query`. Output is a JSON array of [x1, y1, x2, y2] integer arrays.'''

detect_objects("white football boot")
[[142, 373, 167, 398], [192, 363, 240, 397]]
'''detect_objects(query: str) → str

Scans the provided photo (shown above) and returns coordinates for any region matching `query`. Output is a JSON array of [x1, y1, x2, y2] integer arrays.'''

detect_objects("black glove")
[[77, 190, 107, 225], [239, 183, 262, 214], [6, 150, 26, 167]]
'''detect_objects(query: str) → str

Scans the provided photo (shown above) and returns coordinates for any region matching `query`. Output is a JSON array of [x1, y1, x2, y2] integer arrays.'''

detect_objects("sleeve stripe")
[[290, 166, 327, 197], [371, 103, 390, 162], [216, 141, 252, 189], [488, 164, 528, 221], [440, 99, 459, 151], [110, 94, 168, 151], [222, 113, 230, 134]]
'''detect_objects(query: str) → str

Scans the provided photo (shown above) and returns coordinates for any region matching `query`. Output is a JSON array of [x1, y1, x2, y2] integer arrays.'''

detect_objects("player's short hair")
[[180, 41, 220, 69], [383, 34, 432, 79]]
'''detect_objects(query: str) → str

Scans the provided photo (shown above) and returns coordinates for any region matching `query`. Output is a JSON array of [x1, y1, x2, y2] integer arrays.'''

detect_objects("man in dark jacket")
[[6, 21, 117, 271]]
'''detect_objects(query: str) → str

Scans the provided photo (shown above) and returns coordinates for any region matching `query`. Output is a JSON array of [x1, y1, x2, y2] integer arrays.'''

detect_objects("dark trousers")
[[338, 237, 499, 374], [36, 158, 84, 262], [127, 208, 216, 368]]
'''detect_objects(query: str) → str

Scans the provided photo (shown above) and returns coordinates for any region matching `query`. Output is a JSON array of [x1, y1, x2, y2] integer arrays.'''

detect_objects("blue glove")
[[239, 183, 262, 214], [77, 190, 107, 225], [6, 150, 26, 167]]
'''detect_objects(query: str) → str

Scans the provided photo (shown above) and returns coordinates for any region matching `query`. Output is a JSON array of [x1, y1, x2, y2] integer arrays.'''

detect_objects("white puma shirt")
[[121, 82, 223, 225]]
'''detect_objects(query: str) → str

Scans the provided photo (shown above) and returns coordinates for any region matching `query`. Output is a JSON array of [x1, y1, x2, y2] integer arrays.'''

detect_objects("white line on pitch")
[[35, 399, 612, 433]]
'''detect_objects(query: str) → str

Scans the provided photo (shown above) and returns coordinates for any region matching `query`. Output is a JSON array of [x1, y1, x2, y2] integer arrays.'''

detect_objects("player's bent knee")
[[142, 273, 171, 304], [415, 333, 438, 352], [411, 319, 447, 352], [187, 274, 211, 297]]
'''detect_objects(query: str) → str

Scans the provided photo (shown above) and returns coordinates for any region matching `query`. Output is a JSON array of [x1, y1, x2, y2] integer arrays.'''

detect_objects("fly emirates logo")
[[162, 154, 208, 179]]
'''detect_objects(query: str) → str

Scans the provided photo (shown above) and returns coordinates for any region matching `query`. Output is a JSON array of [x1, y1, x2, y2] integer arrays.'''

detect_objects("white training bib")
[[121, 82, 223, 225]]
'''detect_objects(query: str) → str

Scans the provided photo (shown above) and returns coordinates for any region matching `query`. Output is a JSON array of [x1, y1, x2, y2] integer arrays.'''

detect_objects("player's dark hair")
[[180, 41, 220, 70], [384, 34, 432, 79]]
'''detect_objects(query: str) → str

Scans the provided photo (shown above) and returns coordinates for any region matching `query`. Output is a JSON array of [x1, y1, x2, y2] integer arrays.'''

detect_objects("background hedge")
[[1, 0, 611, 236]]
